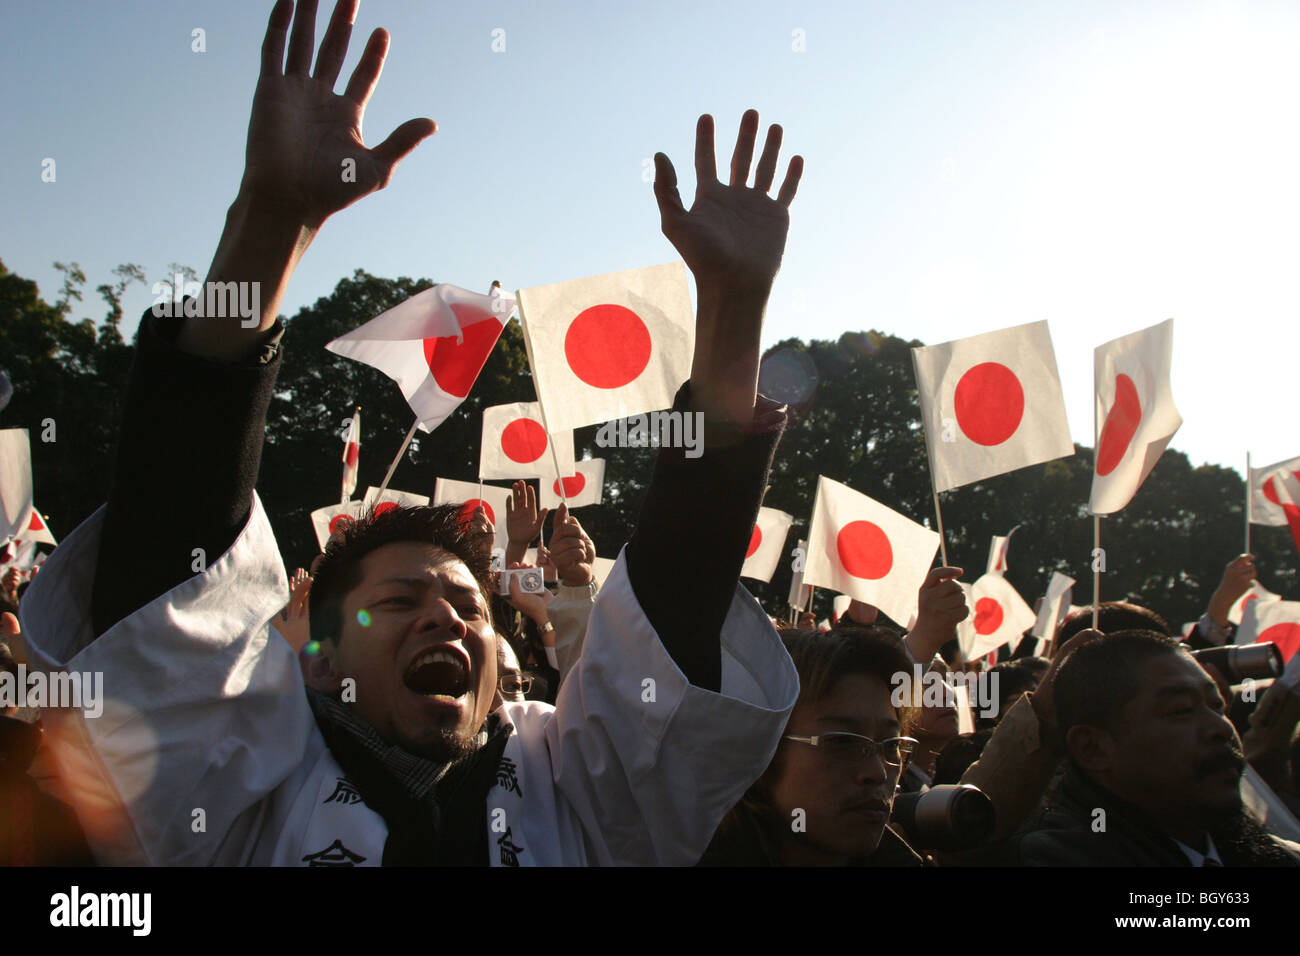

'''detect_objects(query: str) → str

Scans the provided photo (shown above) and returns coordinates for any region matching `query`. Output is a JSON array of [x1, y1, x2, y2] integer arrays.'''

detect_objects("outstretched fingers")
[[777, 154, 804, 207], [260, 0, 294, 77], [314, 0, 359, 87], [285, 0, 320, 76], [753, 123, 783, 193], [371, 117, 437, 173], [344, 27, 390, 107], [653, 153, 686, 229], [728, 109, 760, 187], [694, 113, 717, 193]]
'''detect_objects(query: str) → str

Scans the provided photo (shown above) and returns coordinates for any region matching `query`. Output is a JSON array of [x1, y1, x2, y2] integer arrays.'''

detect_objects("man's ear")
[[303, 639, 345, 694], [1065, 724, 1115, 775]]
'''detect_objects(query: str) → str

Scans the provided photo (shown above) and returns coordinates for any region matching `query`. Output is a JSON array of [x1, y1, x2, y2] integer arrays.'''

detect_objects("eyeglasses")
[[782, 732, 918, 768], [499, 675, 533, 697]]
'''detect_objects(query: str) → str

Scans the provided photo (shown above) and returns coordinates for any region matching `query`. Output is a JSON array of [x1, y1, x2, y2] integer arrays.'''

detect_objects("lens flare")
[[356, 609, 372, 627]]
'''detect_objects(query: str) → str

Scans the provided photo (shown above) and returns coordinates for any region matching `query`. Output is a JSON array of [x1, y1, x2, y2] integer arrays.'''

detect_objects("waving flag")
[[1236, 599, 1300, 662], [310, 502, 365, 551], [341, 408, 361, 502], [986, 526, 1019, 576], [326, 284, 514, 433], [539, 458, 606, 510], [0, 429, 33, 543], [1259, 466, 1300, 558], [518, 263, 694, 432], [1031, 572, 1075, 641], [1229, 581, 1282, 626], [912, 321, 1074, 493], [1250, 454, 1300, 527], [740, 507, 795, 584], [479, 402, 575, 481], [957, 573, 1036, 660], [1089, 319, 1182, 515], [803, 476, 940, 627], [20, 506, 57, 547], [362, 486, 430, 513], [432, 478, 513, 553], [832, 594, 852, 622]]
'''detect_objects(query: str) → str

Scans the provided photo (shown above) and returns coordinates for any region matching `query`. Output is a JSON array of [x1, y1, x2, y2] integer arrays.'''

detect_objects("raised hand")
[[547, 503, 595, 587], [653, 110, 803, 425], [244, 0, 436, 229], [506, 481, 549, 551], [1207, 553, 1257, 626], [653, 111, 802, 295]]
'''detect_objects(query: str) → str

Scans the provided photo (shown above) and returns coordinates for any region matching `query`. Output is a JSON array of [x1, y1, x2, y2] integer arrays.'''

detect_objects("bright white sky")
[[3, 0, 1297, 474]]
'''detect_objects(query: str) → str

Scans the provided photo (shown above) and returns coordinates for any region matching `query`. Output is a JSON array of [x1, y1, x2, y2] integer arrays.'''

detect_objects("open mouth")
[[403, 646, 471, 700]]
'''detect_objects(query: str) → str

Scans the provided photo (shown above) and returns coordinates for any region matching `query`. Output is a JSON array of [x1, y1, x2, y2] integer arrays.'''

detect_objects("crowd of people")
[[3, 0, 1299, 869]]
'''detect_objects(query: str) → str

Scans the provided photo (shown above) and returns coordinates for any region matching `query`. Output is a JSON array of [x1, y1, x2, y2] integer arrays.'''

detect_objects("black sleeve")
[[625, 384, 788, 692], [90, 308, 284, 637]]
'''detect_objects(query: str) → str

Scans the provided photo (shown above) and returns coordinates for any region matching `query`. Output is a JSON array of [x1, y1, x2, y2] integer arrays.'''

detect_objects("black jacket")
[[698, 799, 928, 866], [1017, 762, 1298, 867]]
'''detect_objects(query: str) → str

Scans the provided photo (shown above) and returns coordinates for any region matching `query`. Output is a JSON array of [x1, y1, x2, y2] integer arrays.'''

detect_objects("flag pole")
[[376, 417, 420, 502], [931, 486, 950, 567], [1245, 451, 1252, 555], [1092, 515, 1101, 630]]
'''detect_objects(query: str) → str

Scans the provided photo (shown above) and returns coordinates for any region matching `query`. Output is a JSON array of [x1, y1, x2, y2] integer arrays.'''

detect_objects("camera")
[[1191, 643, 1283, 684], [497, 567, 545, 597], [891, 784, 996, 851]]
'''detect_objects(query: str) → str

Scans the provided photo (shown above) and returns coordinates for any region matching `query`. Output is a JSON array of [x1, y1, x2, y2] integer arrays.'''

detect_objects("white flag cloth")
[[1031, 572, 1076, 640], [1089, 319, 1182, 515], [803, 476, 939, 627], [740, 507, 795, 584], [341, 409, 361, 501], [957, 573, 1037, 660], [539, 458, 606, 510], [309, 502, 364, 551], [912, 321, 1074, 493], [1229, 581, 1283, 626], [788, 538, 812, 611], [1, 539, 37, 571], [518, 262, 694, 433], [20, 506, 57, 546], [326, 284, 513, 433], [832, 594, 852, 621], [432, 478, 513, 552], [479, 402, 575, 481], [1235, 599, 1300, 662], [0, 428, 33, 543], [362, 486, 431, 513], [1250, 454, 1300, 527], [986, 526, 1019, 576]]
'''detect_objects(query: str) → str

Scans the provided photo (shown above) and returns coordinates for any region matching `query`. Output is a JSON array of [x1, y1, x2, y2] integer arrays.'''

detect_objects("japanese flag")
[[432, 478, 513, 553], [957, 573, 1036, 660], [832, 594, 852, 622], [0, 428, 33, 543], [341, 408, 361, 501], [309, 501, 364, 551], [362, 486, 430, 513], [1258, 466, 1300, 557], [479, 402, 575, 481], [326, 284, 514, 433], [1250, 454, 1300, 527], [517, 262, 694, 433], [1236, 599, 1300, 663], [803, 476, 940, 627], [1031, 571, 1075, 640], [788, 538, 812, 611], [539, 458, 606, 510], [740, 507, 795, 584], [912, 321, 1074, 493], [1089, 319, 1182, 515], [986, 526, 1019, 576], [20, 507, 57, 547], [1229, 581, 1282, 627]]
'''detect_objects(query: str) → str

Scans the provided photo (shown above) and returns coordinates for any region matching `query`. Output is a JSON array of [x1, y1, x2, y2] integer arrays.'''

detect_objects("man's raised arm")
[[92, 0, 434, 635], [626, 111, 803, 691]]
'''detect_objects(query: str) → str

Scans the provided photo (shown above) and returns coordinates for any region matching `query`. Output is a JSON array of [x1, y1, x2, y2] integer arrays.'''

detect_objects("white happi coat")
[[20, 496, 798, 866]]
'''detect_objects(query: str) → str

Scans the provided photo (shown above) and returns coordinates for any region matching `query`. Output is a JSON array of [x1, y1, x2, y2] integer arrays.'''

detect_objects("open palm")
[[242, 0, 435, 228], [654, 111, 803, 292]]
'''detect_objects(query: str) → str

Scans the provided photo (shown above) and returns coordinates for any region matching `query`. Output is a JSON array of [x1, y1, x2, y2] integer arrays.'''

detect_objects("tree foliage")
[[3, 261, 1294, 628]]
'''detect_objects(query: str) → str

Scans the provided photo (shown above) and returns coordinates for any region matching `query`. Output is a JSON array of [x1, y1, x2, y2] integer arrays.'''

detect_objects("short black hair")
[[1052, 629, 1188, 746], [1058, 602, 1172, 643], [777, 626, 914, 720], [308, 504, 494, 646]]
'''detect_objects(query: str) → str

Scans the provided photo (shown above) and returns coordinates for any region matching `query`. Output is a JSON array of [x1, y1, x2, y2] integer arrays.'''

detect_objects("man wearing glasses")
[[701, 627, 926, 866]]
